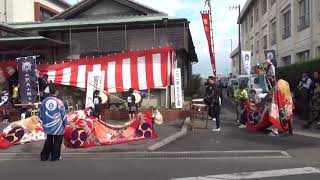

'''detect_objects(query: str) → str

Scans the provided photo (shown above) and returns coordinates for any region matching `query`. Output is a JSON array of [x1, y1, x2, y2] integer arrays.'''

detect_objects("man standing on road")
[[205, 76, 222, 131], [40, 86, 67, 161], [303, 72, 320, 129], [298, 72, 313, 121]]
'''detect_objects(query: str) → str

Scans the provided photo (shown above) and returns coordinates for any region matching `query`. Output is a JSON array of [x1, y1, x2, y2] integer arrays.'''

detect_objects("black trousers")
[[40, 135, 64, 161], [209, 104, 221, 129]]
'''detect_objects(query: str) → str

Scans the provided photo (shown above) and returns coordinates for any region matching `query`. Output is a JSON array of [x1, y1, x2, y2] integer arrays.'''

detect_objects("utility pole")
[[230, 5, 241, 75], [204, 0, 216, 76]]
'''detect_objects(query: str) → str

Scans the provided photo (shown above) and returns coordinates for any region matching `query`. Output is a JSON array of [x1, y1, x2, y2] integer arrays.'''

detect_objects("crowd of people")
[[203, 57, 320, 133]]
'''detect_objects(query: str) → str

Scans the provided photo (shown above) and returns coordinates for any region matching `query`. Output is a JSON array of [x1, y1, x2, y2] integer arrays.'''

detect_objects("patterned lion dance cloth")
[[0, 109, 159, 149], [0, 116, 46, 149], [246, 79, 294, 132], [64, 110, 157, 148]]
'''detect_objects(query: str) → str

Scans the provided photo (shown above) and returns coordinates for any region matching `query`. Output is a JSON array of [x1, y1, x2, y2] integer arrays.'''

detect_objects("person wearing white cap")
[[266, 59, 276, 88]]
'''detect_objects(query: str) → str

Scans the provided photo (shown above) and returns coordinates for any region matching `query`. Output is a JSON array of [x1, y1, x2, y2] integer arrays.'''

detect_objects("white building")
[[0, 0, 70, 23], [231, 0, 320, 75]]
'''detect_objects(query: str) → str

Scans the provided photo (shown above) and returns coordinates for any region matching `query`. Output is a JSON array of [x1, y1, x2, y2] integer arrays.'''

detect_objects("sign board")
[[17, 56, 39, 104], [241, 51, 252, 75], [174, 68, 183, 108], [264, 49, 277, 68], [85, 71, 105, 108]]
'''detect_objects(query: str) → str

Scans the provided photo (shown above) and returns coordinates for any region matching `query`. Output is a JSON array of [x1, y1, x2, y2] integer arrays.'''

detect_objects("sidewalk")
[[0, 120, 184, 153]]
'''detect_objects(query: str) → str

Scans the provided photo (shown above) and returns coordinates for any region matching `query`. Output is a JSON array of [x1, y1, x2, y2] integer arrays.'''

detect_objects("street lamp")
[[230, 5, 241, 75]]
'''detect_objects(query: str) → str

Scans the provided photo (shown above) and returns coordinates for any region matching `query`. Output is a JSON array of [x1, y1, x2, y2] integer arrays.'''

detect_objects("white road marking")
[[172, 167, 320, 180], [148, 117, 190, 151]]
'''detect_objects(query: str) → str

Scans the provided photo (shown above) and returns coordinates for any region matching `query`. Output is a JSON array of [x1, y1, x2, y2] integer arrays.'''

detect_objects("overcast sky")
[[66, 0, 247, 76]]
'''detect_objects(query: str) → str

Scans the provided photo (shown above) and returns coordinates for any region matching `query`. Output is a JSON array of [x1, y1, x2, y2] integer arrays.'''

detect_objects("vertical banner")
[[86, 71, 105, 108], [201, 11, 216, 76], [241, 51, 252, 75], [174, 68, 183, 109], [17, 56, 39, 104], [264, 50, 277, 68]]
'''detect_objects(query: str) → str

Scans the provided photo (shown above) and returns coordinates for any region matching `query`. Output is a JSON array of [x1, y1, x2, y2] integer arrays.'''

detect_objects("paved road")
[[0, 92, 320, 179]]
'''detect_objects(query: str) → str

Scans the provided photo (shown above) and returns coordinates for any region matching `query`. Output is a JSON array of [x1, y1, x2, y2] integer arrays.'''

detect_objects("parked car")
[[236, 75, 250, 87], [227, 78, 239, 97], [220, 77, 229, 88], [247, 74, 269, 99]]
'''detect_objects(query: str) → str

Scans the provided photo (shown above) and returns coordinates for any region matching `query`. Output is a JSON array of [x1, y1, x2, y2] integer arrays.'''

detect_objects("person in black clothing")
[[205, 76, 222, 131], [92, 90, 102, 120], [298, 72, 313, 121], [39, 75, 50, 101], [127, 88, 137, 119]]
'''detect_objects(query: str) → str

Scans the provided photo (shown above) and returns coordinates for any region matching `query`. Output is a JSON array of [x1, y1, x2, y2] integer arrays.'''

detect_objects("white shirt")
[[44, 86, 50, 93], [302, 78, 312, 90], [267, 64, 276, 77]]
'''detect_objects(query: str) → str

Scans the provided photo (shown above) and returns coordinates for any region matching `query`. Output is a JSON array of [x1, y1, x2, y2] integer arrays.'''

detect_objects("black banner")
[[264, 50, 277, 68], [17, 56, 39, 104]]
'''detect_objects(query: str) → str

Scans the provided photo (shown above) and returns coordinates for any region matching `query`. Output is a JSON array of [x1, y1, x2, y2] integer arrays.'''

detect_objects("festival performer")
[[92, 90, 102, 120], [127, 88, 138, 119], [39, 86, 67, 161], [237, 84, 248, 128], [234, 84, 248, 125], [266, 59, 276, 88], [249, 89, 261, 105], [205, 76, 221, 132]]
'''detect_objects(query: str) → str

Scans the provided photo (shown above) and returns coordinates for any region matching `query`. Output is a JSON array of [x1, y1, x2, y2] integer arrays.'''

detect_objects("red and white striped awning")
[[0, 61, 16, 84], [37, 47, 174, 93]]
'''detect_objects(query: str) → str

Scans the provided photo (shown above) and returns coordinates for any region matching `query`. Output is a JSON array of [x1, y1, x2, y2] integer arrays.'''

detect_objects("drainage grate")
[[137, 151, 290, 159], [0, 151, 291, 160]]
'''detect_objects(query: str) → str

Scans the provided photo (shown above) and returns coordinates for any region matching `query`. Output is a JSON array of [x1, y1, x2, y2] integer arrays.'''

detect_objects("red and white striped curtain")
[[0, 61, 16, 84], [38, 46, 174, 93]]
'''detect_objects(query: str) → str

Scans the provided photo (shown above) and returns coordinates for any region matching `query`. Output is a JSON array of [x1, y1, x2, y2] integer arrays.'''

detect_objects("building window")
[[245, 18, 248, 34], [255, 6, 259, 22], [251, 44, 254, 56], [263, 35, 267, 49], [271, 21, 276, 45], [256, 40, 259, 54], [297, 50, 310, 62], [298, 0, 310, 31], [261, 0, 267, 15], [250, 11, 254, 29], [40, 8, 55, 21], [270, 0, 276, 6], [282, 56, 291, 66], [282, 10, 291, 39]]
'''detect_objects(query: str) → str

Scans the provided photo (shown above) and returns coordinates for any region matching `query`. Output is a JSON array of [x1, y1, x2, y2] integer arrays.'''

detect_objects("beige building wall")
[[11, 0, 35, 23], [232, 0, 320, 75], [0, 0, 67, 23]]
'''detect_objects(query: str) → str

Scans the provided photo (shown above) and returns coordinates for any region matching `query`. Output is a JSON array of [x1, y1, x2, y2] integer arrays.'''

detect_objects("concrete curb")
[[293, 131, 320, 139], [147, 117, 190, 151]]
